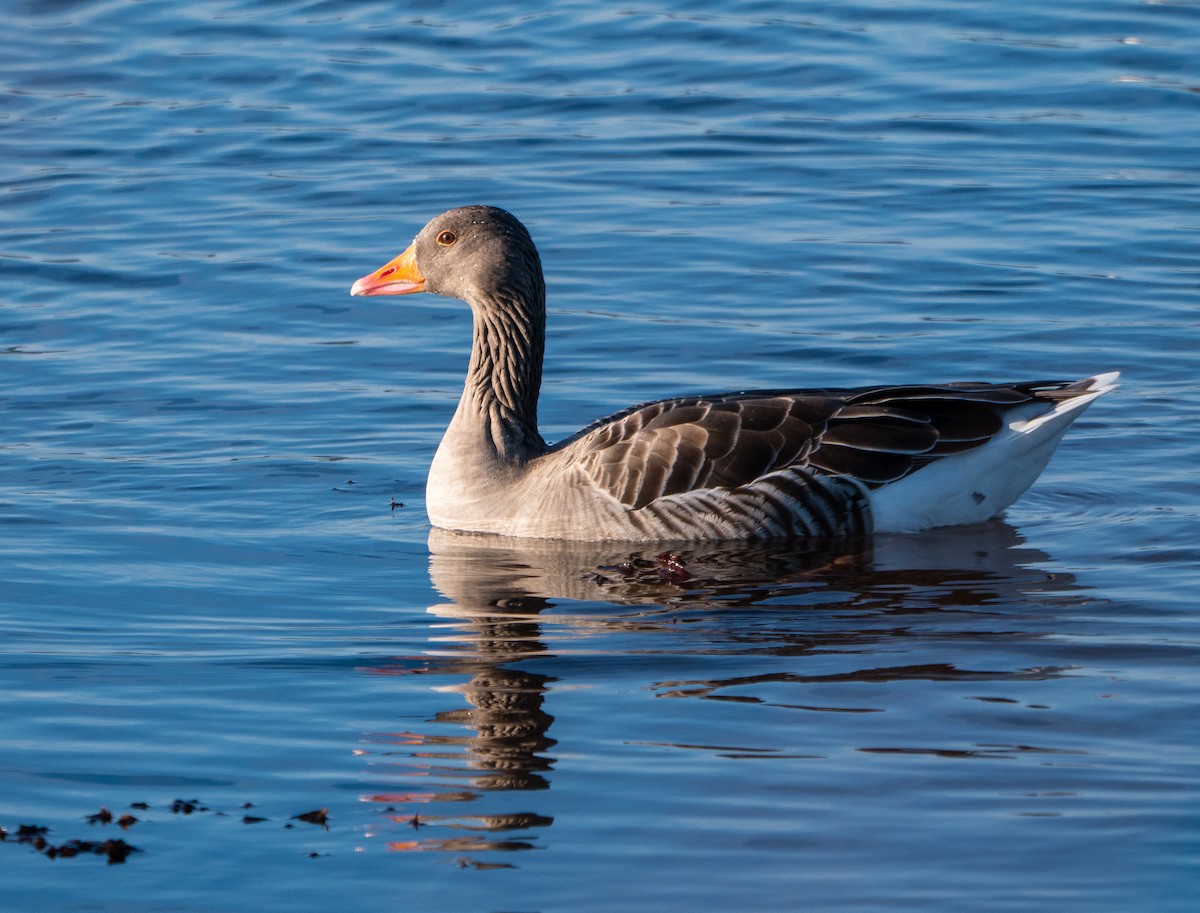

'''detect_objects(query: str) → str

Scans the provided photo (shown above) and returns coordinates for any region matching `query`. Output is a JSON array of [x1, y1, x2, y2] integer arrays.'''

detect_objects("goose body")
[[351, 206, 1116, 542]]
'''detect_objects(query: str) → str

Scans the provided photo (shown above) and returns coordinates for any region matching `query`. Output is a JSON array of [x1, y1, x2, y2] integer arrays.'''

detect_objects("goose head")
[[350, 205, 544, 312]]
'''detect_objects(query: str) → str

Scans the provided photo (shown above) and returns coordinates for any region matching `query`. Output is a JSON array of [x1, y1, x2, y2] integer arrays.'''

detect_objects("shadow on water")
[[354, 522, 1086, 859]]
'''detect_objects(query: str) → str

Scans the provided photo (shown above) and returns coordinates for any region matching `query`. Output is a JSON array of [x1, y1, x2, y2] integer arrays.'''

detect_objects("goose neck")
[[460, 290, 547, 459]]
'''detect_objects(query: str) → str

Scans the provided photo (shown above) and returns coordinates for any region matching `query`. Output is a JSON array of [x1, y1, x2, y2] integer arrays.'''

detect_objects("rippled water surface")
[[3, 1, 1198, 911]]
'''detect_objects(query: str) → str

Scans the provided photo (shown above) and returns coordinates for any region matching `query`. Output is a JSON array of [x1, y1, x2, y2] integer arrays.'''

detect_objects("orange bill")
[[350, 242, 425, 296]]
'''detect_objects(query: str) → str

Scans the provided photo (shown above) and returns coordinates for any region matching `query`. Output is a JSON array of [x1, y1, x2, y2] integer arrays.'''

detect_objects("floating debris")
[[454, 856, 516, 870], [45, 838, 139, 865], [598, 557, 657, 576], [170, 799, 207, 815], [8, 822, 139, 865], [591, 553, 694, 585], [293, 808, 329, 828], [656, 551, 692, 583], [3, 794, 541, 865], [16, 824, 49, 849]]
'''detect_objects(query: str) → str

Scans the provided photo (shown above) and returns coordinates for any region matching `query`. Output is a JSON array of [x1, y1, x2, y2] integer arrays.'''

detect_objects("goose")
[[350, 205, 1116, 542]]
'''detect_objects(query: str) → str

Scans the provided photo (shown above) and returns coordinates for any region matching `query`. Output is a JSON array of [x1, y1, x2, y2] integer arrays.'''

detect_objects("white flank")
[[867, 372, 1119, 533]]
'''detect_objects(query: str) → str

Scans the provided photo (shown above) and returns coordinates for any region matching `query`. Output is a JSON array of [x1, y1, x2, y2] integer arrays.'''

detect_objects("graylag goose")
[[351, 205, 1116, 542]]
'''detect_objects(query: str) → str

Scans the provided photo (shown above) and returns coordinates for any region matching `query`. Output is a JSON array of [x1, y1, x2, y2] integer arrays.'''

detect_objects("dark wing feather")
[[561, 381, 1068, 508], [819, 417, 939, 453], [808, 444, 915, 483]]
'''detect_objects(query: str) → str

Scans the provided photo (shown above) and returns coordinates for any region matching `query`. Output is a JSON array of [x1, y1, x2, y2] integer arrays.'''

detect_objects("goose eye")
[[436, 230, 457, 246]]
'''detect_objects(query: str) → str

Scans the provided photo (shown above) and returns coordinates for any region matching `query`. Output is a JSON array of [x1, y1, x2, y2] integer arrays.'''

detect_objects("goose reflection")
[[425, 521, 1077, 619], [371, 522, 1080, 857], [359, 571, 558, 858]]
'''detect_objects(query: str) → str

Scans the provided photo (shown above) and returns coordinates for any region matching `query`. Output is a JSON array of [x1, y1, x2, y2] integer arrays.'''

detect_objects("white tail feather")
[[868, 372, 1118, 533]]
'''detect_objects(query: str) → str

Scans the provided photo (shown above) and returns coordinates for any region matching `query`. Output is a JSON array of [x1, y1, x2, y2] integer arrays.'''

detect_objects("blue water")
[[2, 1, 1198, 910]]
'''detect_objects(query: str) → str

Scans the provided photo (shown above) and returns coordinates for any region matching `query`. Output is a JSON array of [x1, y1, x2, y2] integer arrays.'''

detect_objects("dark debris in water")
[[3, 820, 139, 865], [655, 551, 692, 583], [454, 856, 517, 870], [1, 798, 338, 865], [587, 551, 694, 587], [45, 838, 139, 864], [84, 807, 139, 831], [170, 798, 207, 815], [292, 808, 329, 828], [4, 795, 544, 866]]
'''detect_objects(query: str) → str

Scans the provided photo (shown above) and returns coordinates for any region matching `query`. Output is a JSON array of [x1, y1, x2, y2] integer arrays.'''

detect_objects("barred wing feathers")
[[559, 380, 1086, 537]]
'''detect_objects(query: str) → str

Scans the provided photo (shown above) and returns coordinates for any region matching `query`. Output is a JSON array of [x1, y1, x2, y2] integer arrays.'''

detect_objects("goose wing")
[[560, 382, 1067, 509]]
